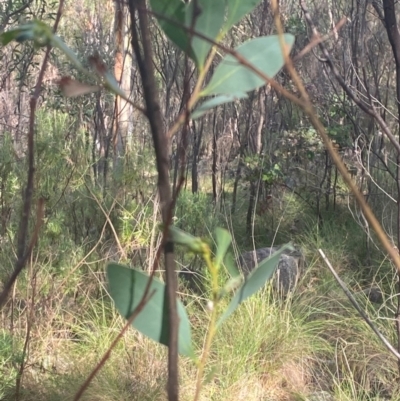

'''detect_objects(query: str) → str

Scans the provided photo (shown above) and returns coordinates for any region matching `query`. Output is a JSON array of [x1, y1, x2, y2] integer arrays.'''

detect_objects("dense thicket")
[[2, 1, 400, 400]]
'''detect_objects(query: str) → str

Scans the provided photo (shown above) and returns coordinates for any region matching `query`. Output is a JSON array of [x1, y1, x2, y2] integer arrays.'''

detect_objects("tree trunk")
[[212, 111, 218, 202], [113, 0, 129, 177], [128, 2, 179, 399], [191, 120, 203, 194]]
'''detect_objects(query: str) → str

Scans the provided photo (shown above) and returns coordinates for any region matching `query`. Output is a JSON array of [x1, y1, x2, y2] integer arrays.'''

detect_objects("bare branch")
[[319, 249, 400, 361]]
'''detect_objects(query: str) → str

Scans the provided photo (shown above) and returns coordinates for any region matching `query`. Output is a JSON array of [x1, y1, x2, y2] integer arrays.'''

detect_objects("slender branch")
[[128, 2, 179, 400], [319, 249, 400, 361], [299, 0, 400, 155], [292, 17, 348, 62], [85, 184, 127, 259]]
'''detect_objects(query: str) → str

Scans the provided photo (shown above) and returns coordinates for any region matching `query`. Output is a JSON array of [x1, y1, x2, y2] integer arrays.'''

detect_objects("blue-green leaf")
[[150, 0, 195, 60], [168, 226, 206, 254], [0, 21, 48, 46], [214, 227, 232, 269], [223, 252, 240, 278], [51, 35, 86, 73], [202, 34, 295, 96], [191, 92, 248, 119], [217, 243, 293, 327], [223, 0, 263, 33], [107, 263, 194, 358], [186, 0, 225, 68]]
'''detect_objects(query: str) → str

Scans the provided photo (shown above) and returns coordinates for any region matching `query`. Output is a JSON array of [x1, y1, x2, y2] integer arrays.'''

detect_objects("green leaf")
[[186, 0, 225, 68], [0, 29, 21, 45], [214, 227, 232, 269], [191, 92, 248, 119], [223, 0, 263, 33], [202, 34, 295, 96], [0, 21, 88, 76], [103, 71, 129, 98], [0, 21, 46, 46], [217, 243, 293, 327], [168, 226, 206, 254], [223, 252, 240, 278], [51, 35, 86, 73], [150, 0, 195, 60], [0, 26, 33, 45], [16, 31, 35, 43], [107, 263, 194, 358]]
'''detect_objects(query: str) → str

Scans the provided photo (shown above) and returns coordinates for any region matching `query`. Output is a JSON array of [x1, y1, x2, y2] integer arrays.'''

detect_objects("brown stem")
[[127, 1, 179, 399]]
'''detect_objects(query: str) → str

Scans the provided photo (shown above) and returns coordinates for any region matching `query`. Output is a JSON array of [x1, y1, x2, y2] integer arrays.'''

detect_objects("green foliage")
[[243, 153, 283, 184], [202, 34, 295, 97], [0, 133, 19, 234], [222, 0, 263, 34], [286, 15, 307, 36], [150, 0, 194, 61], [150, 0, 263, 68], [168, 225, 207, 254], [185, 0, 225, 68], [107, 263, 194, 357], [214, 227, 233, 270], [0, 330, 21, 398], [262, 163, 282, 184], [217, 243, 293, 327], [176, 190, 221, 235], [4, 2, 391, 400], [277, 127, 324, 165], [191, 92, 248, 119], [194, 34, 295, 118], [107, 226, 287, 364], [118, 200, 154, 250]]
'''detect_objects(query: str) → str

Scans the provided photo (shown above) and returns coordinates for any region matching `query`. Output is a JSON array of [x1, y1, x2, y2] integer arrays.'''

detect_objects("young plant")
[[107, 226, 293, 399]]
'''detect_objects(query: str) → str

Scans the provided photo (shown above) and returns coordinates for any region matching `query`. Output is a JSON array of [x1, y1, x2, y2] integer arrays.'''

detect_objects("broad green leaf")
[[191, 92, 248, 119], [214, 227, 232, 269], [217, 243, 294, 327], [0, 21, 47, 46], [202, 34, 295, 96], [168, 226, 206, 254], [150, 0, 195, 60], [0, 25, 34, 45], [15, 31, 35, 43], [223, 0, 262, 33], [186, 0, 225, 68], [223, 252, 240, 278], [107, 263, 194, 358], [0, 29, 20, 45]]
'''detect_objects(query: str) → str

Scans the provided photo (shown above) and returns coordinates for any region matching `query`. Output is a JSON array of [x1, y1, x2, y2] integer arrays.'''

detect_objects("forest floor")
[[1, 187, 399, 401]]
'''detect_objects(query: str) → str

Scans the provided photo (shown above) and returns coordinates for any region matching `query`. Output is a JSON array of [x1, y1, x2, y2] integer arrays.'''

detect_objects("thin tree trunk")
[[246, 181, 256, 235], [191, 120, 203, 194], [212, 111, 218, 202], [128, 2, 179, 399], [113, 0, 126, 176]]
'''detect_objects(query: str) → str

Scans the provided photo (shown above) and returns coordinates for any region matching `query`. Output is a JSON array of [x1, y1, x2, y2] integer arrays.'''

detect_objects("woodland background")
[[1, 0, 400, 400]]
